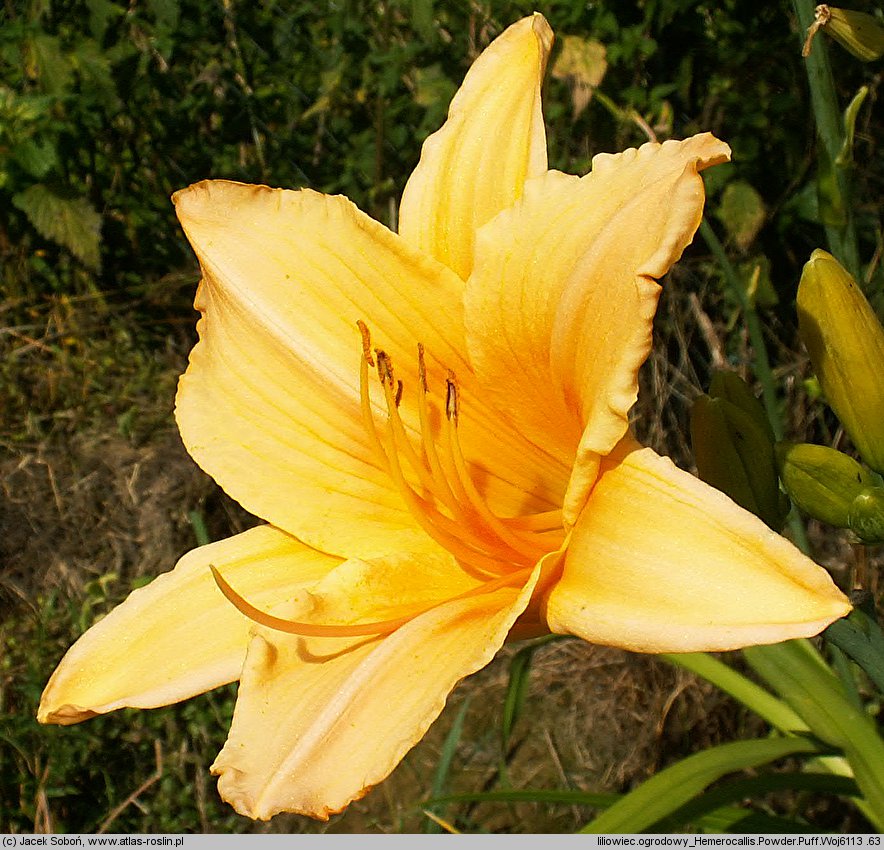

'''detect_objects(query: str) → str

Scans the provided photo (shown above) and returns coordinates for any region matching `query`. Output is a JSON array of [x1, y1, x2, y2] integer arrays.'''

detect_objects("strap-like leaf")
[[580, 735, 822, 833]]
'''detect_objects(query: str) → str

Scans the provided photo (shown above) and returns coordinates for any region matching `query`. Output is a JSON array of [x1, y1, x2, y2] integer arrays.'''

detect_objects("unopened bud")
[[797, 250, 884, 475], [805, 5, 884, 61], [848, 488, 884, 544], [776, 441, 875, 527], [708, 370, 775, 441], [691, 387, 788, 530]]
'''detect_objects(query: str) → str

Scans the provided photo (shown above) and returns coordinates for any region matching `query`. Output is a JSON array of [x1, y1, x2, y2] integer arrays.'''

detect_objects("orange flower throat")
[[211, 322, 565, 638]]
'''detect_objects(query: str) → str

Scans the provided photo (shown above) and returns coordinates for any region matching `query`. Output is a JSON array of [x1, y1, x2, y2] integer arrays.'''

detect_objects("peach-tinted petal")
[[174, 181, 565, 552], [465, 135, 731, 523], [543, 439, 850, 652], [211, 554, 544, 820], [398, 14, 552, 280], [38, 526, 339, 724]]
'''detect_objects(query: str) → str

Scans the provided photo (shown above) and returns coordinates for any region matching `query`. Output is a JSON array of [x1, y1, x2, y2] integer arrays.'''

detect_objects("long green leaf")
[[743, 639, 884, 830], [424, 697, 472, 834], [501, 636, 562, 748], [427, 788, 619, 809], [700, 807, 824, 833], [664, 651, 808, 732], [652, 771, 859, 832], [579, 736, 822, 833], [824, 605, 884, 695]]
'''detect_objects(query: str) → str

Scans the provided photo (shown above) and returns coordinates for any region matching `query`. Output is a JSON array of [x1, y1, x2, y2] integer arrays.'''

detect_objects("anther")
[[445, 370, 459, 422], [376, 350, 395, 387], [357, 320, 374, 366], [418, 343, 428, 392]]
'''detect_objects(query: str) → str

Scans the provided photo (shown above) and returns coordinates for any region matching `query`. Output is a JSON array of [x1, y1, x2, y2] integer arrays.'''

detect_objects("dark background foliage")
[[2, 0, 879, 300]]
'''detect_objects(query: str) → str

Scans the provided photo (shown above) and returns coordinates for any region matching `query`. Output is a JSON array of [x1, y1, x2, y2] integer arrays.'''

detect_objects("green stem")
[[791, 0, 861, 281], [700, 219, 811, 553]]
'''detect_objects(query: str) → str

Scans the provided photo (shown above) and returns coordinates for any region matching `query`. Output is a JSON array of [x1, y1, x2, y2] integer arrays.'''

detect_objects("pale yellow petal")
[[38, 526, 339, 725], [398, 13, 552, 280], [465, 135, 731, 522], [543, 439, 850, 652], [211, 554, 542, 820], [174, 181, 565, 552]]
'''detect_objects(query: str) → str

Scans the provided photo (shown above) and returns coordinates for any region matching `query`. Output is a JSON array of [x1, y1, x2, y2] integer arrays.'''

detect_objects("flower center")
[[210, 323, 564, 639], [357, 320, 560, 579]]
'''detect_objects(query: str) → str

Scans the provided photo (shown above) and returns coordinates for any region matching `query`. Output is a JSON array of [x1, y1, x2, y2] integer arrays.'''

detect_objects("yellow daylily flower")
[[39, 13, 850, 822]]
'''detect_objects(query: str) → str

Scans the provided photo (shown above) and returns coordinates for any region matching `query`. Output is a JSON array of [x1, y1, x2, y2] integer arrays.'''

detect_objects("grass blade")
[[579, 735, 822, 834]]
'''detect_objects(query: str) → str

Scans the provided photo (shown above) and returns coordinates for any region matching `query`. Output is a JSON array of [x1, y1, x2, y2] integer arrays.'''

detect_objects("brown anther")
[[445, 370, 459, 422], [395, 380, 403, 408], [376, 349, 395, 387], [417, 343, 428, 392], [357, 320, 374, 366]]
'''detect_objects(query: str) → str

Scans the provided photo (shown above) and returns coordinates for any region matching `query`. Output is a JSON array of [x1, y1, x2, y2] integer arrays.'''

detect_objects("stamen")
[[380, 415, 516, 574], [417, 343, 428, 392], [504, 509, 565, 532], [355, 324, 563, 579], [442, 402, 551, 561], [357, 319, 375, 367], [358, 324, 390, 466], [416, 345, 462, 515], [210, 564, 533, 637], [445, 370, 459, 422], [376, 349, 394, 387], [376, 349, 452, 505]]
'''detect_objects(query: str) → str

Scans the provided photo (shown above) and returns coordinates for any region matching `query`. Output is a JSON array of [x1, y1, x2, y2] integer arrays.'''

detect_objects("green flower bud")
[[809, 5, 884, 62], [797, 249, 884, 475], [708, 370, 774, 442], [848, 488, 884, 544], [691, 390, 788, 530], [776, 441, 875, 528]]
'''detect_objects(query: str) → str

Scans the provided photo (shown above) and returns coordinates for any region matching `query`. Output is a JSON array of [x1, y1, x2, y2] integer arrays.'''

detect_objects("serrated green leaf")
[[716, 180, 766, 251], [85, 0, 125, 41], [411, 0, 435, 41], [13, 137, 58, 178], [147, 0, 180, 33], [12, 184, 102, 270], [72, 39, 121, 112], [28, 34, 74, 94], [145, 0, 180, 60]]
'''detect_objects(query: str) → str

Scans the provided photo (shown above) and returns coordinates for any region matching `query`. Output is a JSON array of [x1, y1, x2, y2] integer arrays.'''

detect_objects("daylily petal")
[[398, 13, 552, 280], [465, 135, 731, 523], [174, 181, 566, 555], [543, 439, 850, 652], [211, 554, 543, 820], [38, 526, 339, 724]]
